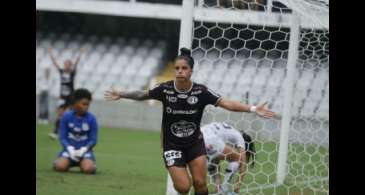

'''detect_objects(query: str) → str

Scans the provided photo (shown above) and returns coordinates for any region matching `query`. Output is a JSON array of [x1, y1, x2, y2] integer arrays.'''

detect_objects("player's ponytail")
[[176, 47, 195, 69], [242, 131, 256, 168]]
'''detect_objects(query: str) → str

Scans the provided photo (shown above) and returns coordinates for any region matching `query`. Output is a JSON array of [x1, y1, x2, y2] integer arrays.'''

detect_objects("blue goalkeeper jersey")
[[59, 110, 98, 150]]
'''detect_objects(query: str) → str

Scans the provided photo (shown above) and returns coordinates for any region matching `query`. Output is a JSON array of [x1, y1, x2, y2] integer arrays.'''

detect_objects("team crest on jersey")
[[170, 120, 196, 138], [177, 94, 188, 99], [82, 123, 90, 131], [187, 96, 198, 105]]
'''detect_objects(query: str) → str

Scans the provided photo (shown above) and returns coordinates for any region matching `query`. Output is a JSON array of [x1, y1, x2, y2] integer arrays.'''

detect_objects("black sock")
[[53, 119, 60, 134]]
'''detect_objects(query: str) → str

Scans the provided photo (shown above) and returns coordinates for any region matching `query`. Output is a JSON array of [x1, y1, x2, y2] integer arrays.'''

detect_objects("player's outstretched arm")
[[48, 47, 61, 70], [72, 48, 85, 70], [217, 98, 275, 119], [104, 87, 150, 101]]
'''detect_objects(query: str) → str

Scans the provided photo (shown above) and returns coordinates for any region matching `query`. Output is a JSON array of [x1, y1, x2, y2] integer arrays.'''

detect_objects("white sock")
[[221, 161, 240, 192]]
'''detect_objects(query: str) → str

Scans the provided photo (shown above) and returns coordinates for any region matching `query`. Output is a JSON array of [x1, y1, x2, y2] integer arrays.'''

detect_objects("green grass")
[[37, 124, 328, 195], [36, 124, 167, 195]]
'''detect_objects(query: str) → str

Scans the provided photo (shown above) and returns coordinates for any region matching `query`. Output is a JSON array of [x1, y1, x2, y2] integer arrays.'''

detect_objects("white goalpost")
[[167, 0, 329, 194]]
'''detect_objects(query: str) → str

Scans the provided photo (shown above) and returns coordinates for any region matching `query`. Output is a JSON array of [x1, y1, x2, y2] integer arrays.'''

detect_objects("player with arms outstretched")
[[48, 47, 85, 139], [105, 48, 274, 195]]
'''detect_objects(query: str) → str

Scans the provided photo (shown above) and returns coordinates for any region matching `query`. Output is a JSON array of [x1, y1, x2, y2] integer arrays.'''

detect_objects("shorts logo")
[[164, 150, 182, 161], [166, 95, 177, 103], [187, 96, 198, 105], [167, 160, 175, 166], [68, 123, 75, 128], [170, 120, 196, 138], [177, 94, 188, 99]]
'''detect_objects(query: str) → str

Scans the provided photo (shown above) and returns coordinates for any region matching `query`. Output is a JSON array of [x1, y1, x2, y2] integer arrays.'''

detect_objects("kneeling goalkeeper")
[[53, 88, 98, 174]]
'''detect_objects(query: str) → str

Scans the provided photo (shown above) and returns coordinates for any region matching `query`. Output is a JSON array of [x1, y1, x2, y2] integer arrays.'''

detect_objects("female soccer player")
[[201, 122, 256, 194], [48, 47, 85, 139], [104, 48, 274, 195], [53, 88, 98, 174]]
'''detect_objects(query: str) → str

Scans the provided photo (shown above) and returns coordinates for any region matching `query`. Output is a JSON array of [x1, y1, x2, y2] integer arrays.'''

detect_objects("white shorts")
[[204, 133, 225, 160]]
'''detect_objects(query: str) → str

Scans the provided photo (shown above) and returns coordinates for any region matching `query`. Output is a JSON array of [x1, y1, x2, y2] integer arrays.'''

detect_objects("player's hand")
[[48, 47, 53, 54], [104, 87, 121, 101], [75, 146, 88, 158], [255, 102, 275, 119], [67, 146, 80, 162]]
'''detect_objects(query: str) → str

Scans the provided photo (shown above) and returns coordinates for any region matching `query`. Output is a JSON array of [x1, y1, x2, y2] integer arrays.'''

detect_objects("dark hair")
[[71, 88, 92, 104], [176, 47, 194, 69], [241, 131, 256, 168]]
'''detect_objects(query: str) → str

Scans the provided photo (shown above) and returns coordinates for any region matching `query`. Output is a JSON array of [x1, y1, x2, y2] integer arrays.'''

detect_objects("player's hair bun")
[[180, 47, 191, 57]]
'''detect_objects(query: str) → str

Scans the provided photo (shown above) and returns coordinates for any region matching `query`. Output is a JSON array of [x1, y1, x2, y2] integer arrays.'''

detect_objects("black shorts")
[[58, 96, 71, 109], [162, 138, 207, 168]]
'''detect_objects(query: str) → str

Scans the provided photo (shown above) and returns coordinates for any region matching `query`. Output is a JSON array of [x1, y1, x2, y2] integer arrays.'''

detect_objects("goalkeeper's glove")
[[75, 146, 88, 158], [67, 146, 79, 162]]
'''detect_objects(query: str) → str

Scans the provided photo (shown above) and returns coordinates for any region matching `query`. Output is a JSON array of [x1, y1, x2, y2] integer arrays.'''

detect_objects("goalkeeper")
[[201, 122, 256, 195], [53, 88, 98, 174]]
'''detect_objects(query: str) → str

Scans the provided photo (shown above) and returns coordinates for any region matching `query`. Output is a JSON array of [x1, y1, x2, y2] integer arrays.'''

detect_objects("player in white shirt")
[[201, 122, 256, 195]]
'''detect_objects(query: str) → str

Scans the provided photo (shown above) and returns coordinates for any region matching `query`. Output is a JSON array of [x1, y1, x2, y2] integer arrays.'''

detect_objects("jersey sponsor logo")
[[82, 123, 90, 131], [68, 133, 88, 141], [164, 150, 182, 161], [166, 95, 177, 103], [177, 94, 188, 99], [187, 96, 198, 105], [191, 90, 202, 95], [166, 107, 197, 115], [61, 86, 72, 96], [73, 127, 82, 132], [170, 120, 196, 138], [61, 73, 71, 83], [163, 89, 175, 95]]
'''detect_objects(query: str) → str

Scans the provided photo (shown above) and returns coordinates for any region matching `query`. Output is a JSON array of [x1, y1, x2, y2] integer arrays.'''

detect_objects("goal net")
[[168, 0, 329, 194]]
